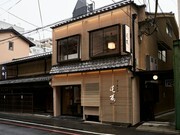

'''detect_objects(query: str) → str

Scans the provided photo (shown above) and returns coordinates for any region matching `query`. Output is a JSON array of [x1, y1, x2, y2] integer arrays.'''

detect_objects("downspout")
[[132, 14, 137, 72]]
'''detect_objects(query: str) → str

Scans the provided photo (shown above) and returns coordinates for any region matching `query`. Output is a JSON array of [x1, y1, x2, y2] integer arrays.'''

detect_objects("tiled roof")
[[1, 52, 52, 65], [51, 0, 135, 29], [0, 76, 51, 85], [0, 28, 35, 47], [50, 55, 132, 74]]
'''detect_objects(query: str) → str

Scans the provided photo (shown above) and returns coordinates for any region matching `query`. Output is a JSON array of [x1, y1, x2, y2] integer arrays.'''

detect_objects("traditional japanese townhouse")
[[0, 28, 35, 63], [50, 0, 178, 125], [0, 52, 53, 114]]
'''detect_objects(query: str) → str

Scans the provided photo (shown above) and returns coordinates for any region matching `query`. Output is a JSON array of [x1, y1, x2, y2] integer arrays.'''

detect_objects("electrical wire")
[[148, 0, 151, 12], [0, 0, 136, 44], [137, 0, 142, 5], [37, 0, 45, 39], [0, 21, 55, 43], [0, 0, 23, 17], [154, 0, 158, 23], [0, 6, 39, 28], [110, 0, 139, 24], [149, 0, 176, 48], [6, 0, 23, 11], [0, 0, 149, 44]]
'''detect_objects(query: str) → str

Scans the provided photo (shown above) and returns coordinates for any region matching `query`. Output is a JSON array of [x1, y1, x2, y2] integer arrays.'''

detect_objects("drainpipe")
[[132, 14, 137, 72]]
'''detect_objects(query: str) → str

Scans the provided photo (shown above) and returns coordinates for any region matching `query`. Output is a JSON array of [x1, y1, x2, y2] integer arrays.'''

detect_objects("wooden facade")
[[51, 0, 178, 125], [47, 1, 178, 125], [0, 52, 53, 114], [51, 1, 139, 125]]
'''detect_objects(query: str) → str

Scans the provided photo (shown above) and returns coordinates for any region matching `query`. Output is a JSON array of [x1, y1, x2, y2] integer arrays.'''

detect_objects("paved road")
[[0, 120, 88, 135], [0, 119, 176, 135]]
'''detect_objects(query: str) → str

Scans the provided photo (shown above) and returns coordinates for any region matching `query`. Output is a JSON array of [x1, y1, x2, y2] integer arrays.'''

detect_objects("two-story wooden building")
[[0, 28, 35, 63], [0, 52, 53, 114], [51, 0, 178, 125]]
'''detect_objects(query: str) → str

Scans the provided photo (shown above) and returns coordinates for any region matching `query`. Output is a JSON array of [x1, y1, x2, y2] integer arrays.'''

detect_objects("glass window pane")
[[90, 25, 119, 57], [104, 26, 119, 53], [91, 30, 103, 56], [158, 50, 161, 60], [162, 50, 166, 62], [57, 35, 80, 62], [68, 36, 79, 59], [60, 39, 68, 60]]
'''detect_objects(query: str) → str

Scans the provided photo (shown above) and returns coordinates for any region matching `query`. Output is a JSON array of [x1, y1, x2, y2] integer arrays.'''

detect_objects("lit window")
[[158, 49, 166, 62], [57, 35, 80, 62], [90, 25, 120, 57], [9, 41, 14, 51]]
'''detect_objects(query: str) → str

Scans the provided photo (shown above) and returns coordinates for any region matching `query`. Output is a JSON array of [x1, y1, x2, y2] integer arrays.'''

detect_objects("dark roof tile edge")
[[50, 55, 132, 74], [1, 52, 52, 65], [0, 28, 35, 47], [0, 76, 51, 85], [51, 0, 139, 29]]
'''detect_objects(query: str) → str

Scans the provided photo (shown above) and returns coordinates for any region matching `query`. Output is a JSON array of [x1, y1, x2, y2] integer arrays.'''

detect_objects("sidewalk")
[[0, 112, 130, 135], [137, 121, 179, 134], [0, 112, 179, 134], [137, 111, 180, 134]]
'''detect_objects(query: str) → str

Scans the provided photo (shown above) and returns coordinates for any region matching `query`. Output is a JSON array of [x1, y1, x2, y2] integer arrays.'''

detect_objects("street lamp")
[[153, 75, 158, 80]]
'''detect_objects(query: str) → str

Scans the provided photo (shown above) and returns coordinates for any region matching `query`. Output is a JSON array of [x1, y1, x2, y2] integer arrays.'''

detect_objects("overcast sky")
[[0, 0, 178, 40]]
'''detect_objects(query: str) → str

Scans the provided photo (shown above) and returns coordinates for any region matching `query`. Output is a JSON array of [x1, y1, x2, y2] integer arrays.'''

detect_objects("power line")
[[37, 0, 45, 39], [137, 0, 142, 5], [6, 0, 23, 11], [154, 0, 158, 23], [148, 0, 151, 12], [0, 0, 137, 43], [0, 6, 39, 28], [0, 21, 57, 43], [152, 0, 175, 43], [110, 0, 138, 24]]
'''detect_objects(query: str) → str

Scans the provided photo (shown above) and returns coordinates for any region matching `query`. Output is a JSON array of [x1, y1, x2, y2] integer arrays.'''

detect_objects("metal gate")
[[0, 93, 33, 113]]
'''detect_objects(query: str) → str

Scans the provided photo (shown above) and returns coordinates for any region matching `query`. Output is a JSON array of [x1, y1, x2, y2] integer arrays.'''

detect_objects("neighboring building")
[[0, 52, 53, 114], [50, 0, 178, 125], [30, 38, 52, 55], [137, 12, 178, 121], [0, 21, 24, 33], [0, 28, 35, 63]]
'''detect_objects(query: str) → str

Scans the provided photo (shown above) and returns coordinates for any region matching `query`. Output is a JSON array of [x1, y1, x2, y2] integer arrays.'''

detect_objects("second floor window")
[[158, 49, 166, 62], [90, 25, 120, 58], [57, 35, 80, 62], [166, 23, 172, 37], [9, 41, 14, 51]]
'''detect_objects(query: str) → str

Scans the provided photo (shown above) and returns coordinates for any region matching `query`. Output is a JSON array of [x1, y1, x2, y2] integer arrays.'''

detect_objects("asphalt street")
[[0, 118, 176, 135], [0, 113, 178, 135]]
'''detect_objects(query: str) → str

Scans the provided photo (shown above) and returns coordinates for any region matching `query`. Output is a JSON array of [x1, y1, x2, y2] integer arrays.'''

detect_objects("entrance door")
[[61, 85, 82, 116], [141, 82, 159, 121]]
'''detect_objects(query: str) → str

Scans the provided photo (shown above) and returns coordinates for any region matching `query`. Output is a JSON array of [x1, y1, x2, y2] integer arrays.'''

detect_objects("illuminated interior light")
[[108, 42, 116, 50]]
